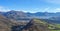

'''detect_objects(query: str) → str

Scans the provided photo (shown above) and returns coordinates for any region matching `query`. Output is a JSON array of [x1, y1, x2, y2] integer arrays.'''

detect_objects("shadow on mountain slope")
[[11, 19, 50, 31]]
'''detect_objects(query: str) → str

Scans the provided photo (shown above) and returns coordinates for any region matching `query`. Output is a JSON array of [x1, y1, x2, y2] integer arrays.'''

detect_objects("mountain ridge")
[[0, 10, 60, 24]]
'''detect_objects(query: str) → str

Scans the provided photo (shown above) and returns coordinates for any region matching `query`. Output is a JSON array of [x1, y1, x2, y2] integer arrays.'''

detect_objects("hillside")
[[0, 14, 28, 31], [0, 14, 11, 31], [0, 14, 20, 31], [21, 19, 50, 31], [21, 19, 60, 31], [12, 19, 56, 31]]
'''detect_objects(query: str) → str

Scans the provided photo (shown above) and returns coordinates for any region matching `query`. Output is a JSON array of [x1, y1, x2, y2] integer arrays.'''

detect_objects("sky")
[[0, 0, 60, 13]]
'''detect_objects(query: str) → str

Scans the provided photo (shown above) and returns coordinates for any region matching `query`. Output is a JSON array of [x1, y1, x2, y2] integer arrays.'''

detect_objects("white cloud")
[[41, 8, 60, 12], [44, 7, 49, 10], [55, 8, 60, 10], [0, 6, 10, 12], [45, 0, 60, 4], [53, 8, 60, 12], [48, 8, 60, 12]]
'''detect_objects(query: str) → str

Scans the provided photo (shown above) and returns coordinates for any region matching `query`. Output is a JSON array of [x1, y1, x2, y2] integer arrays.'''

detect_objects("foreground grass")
[[51, 24, 60, 31], [51, 30, 60, 31]]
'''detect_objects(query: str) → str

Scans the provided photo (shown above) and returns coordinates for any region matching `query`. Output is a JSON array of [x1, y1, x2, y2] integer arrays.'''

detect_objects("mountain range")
[[0, 10, 60, 23], [0, 10, 60, 18], [0, 10, 60, 31]]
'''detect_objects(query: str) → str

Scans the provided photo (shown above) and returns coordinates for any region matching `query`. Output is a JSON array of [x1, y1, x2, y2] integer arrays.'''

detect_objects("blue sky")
[[0, 0, 60, 13]]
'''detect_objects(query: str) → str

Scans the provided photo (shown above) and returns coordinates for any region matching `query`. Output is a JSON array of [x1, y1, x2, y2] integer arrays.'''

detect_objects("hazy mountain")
[[1, 11, 30, 20], [0, 10, 60, 23], [1, 11, 60, 18]]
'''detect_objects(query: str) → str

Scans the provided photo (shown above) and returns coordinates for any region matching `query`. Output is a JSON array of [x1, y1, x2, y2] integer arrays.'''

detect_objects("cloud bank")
[[0, 6, 10, 12]]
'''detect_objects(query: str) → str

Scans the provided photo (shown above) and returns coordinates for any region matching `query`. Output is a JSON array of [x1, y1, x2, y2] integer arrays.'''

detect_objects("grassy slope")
[[33, 18, 60, 31]]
